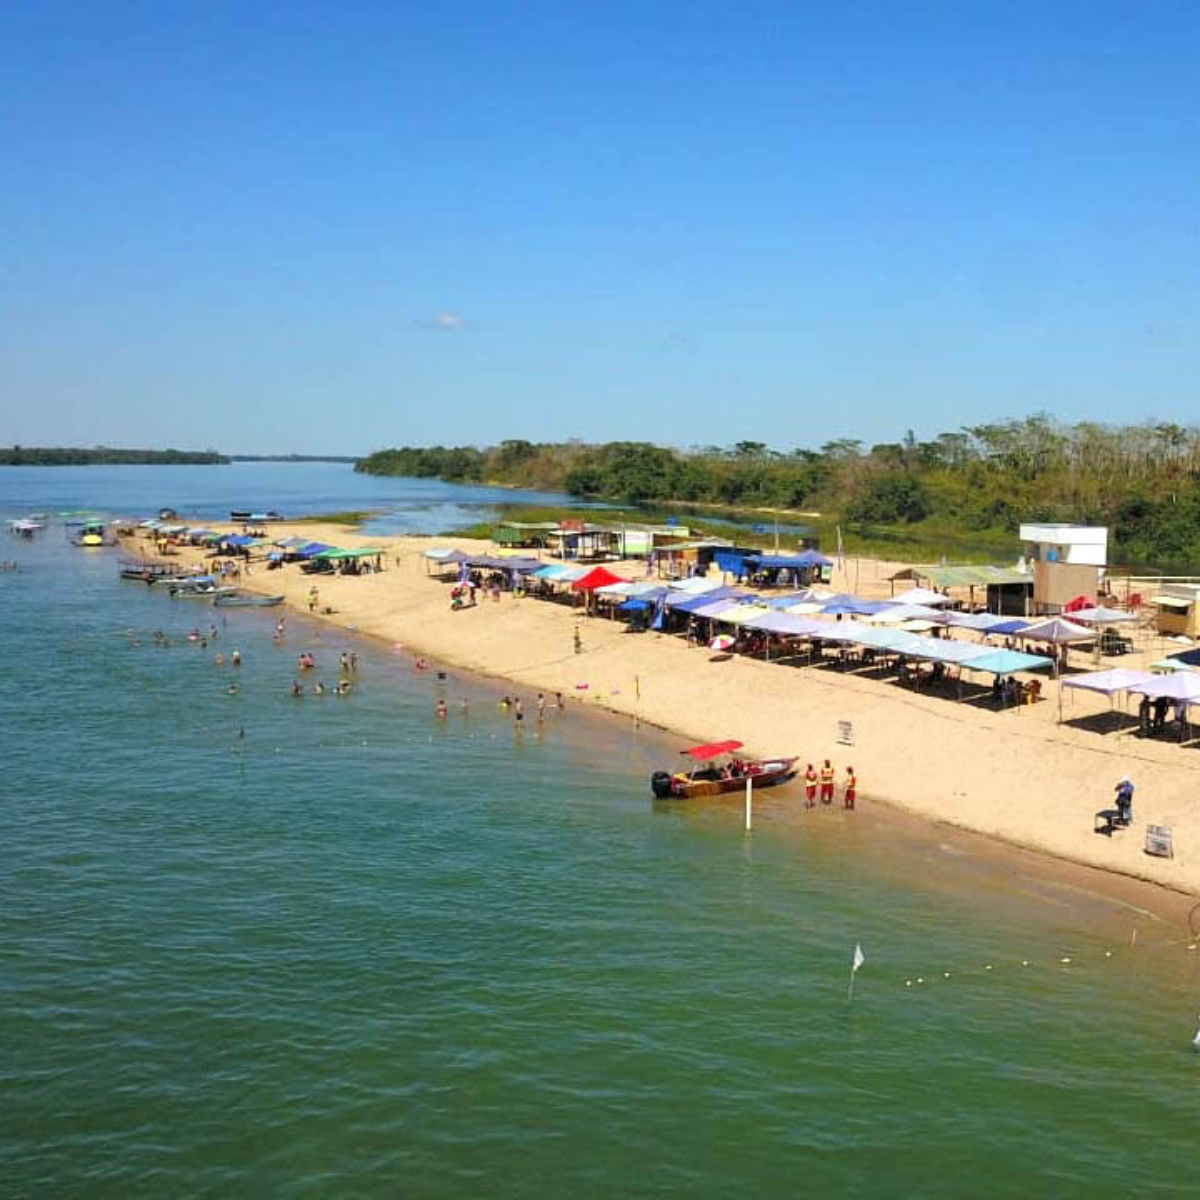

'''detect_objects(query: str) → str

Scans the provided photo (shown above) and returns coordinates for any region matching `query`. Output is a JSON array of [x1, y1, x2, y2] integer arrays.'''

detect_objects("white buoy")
[[744, 775, 753, 832]]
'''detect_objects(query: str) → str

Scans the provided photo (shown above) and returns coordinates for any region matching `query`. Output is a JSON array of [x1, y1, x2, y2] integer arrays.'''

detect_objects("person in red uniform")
[[820, 759, 835, 804], [804, 763, 818, 809], [844, 765, 857, 810]]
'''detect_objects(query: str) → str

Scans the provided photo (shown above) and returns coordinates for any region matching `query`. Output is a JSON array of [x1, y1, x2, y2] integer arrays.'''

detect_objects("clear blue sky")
[[3, 1, 1198, 455]]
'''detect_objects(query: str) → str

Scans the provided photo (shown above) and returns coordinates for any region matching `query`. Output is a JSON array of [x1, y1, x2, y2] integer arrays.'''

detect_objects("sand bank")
[[125, 524, 1200, 898]]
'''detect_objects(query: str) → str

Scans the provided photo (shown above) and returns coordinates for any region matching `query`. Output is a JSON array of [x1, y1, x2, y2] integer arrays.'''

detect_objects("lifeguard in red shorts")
[[804, 763, 818, 808], [820, 759, 835, 804], [844, 765, 856, 810]]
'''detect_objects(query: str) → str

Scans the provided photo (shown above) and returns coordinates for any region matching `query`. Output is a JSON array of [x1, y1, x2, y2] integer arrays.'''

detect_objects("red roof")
[[571, 566, 625, 590], [681, 740, 744, 761]]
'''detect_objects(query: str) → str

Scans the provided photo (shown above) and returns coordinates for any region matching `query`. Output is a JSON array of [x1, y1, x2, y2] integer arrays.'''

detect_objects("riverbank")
[[121, 523, 1200, 898]]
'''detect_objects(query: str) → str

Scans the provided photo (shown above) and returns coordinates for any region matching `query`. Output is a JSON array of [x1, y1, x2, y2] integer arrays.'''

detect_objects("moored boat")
[[213, 592, 285, 608], [651, 740, 798, 799]]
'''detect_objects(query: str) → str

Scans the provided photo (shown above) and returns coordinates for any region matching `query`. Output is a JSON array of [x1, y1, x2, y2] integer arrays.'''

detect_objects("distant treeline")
[[230, 454, 361, 464], [0, 446, 227, 466], [357, 418, 1200, 568]]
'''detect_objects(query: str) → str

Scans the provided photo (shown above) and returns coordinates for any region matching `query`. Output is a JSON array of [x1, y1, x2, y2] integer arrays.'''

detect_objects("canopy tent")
[[1013, 617, 1093, 643], [1167, 647, 1200, 669], [670, 576, 725, 595], [298, 542, 333, 558], [1150, 658, 1200, 673], [960, 649, 1054, 675], [466, 555, 543, 572], [863, 603, 945, 625], [1068, 606, 1137, 625], [277, 535, 313, 549], [1151, 594, 1191, 610], [687, 597, 744, 621], [985, 619, 1030, 636], [533, 563, 585, 581], [820, 597, 891, 616], [313, 546, 385, 560], [572, 566, 626, 591], [741, 612, 828, 637], [682, 740, 744, 760], [717, 604, 774, 627], [666, 588, 747, 613], [1126, 673, 1200, 701], [423, 547, 471, 563], [1061, 669, 1158, 695], [618, 598, 651, 612], [890, 586, 952, 607], [939, 611, 1013, 631]]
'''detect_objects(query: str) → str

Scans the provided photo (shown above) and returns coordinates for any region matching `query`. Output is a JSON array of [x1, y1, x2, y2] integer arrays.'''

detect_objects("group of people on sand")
[[803, 759, 857, 810]]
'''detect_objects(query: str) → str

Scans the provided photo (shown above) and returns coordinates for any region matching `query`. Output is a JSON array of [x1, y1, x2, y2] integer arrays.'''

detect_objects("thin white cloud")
[[415, 311, 471, 331]]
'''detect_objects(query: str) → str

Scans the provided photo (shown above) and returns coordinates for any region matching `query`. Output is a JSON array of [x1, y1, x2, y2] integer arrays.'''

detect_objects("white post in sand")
[[745, 775, 753, 832]]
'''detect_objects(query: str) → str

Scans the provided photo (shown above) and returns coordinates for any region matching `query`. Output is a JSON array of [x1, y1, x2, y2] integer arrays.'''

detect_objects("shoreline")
[[121, 523, 1200, 903]]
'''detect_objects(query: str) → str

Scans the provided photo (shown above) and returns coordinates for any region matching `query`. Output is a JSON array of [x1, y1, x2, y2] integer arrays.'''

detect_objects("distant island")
[[356, 417, 1200, 569], [230, 454, 360, 464], [0, 448, 361, 466], [0, 446, 227, 466]]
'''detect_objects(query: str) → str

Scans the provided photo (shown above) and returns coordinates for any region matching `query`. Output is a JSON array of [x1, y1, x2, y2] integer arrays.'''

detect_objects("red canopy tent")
[[572, 566, 625, 591]]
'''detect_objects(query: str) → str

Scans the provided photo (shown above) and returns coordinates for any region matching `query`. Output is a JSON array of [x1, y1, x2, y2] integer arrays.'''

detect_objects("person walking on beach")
[[804, 763, 818, 809], [556, 692, 565, 710], [1114, 776, 1134, 826], [308, 585, 319, 613], [514, 698, 524, 723], [843, 765, 857, 811], [820, 759, 835, 805], [537, 693, 546, 721]]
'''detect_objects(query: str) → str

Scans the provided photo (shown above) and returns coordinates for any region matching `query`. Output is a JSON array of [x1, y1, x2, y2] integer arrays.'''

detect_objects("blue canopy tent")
[[666, 588, 748, 613], [961, 649, 1054, 675], [986, 619, 1031, 636]]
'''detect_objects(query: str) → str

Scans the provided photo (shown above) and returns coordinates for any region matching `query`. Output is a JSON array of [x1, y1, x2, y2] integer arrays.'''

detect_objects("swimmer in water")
[[435, 700, 447, 719], [292, 680, 303, 697], [414, 657, 427, 671], [314, 680, 325, 696], [231, 649, 242, 666], [226, 683, 240, 695], [215, 653, 225, 667]]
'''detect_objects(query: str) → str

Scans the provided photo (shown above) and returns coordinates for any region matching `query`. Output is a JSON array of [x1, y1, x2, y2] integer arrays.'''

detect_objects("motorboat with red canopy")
[[651, 740, 798, 799]]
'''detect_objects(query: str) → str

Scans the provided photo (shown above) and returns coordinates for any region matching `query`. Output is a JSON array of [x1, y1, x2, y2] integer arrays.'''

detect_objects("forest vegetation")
[[0, 446, 227, 466], [357, 417, 1200, 568]]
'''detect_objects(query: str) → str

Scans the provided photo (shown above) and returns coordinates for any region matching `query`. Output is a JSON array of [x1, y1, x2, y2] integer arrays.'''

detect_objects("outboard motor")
[[650, 771, 674, 799]]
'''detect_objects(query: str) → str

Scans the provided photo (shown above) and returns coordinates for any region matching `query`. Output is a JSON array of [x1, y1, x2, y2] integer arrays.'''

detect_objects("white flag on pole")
[[848, 942, 865, 1000]]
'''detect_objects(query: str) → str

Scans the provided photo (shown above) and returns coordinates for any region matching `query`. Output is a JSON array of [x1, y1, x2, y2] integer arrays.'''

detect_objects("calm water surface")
[[3, 469, 1200, 1197]]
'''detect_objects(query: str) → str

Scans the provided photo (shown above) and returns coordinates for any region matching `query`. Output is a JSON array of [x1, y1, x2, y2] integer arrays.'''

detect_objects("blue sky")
[[3, 1, 1198, 455]]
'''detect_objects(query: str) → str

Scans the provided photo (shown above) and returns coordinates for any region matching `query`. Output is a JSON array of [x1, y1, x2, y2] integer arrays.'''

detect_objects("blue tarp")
[[747, 552, 832, 570], [299, 542, 332, 557], [618, 598, 651, 612]]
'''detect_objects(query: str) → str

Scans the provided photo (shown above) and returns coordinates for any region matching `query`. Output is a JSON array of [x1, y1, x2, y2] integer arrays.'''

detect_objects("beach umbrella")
[[709, 634, 736, 651]]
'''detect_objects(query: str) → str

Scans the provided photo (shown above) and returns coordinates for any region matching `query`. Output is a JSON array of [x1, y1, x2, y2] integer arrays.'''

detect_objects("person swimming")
[[291, 680, 303, 697], [435, 700, 447, 719], [314, 680, 325, 696]]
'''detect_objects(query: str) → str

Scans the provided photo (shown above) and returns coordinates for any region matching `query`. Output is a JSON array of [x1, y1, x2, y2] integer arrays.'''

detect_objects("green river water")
[[3, 468, 1200, 1197]]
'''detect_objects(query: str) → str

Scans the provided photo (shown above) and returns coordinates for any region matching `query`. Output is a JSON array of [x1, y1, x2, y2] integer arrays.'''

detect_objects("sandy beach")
[[125, 523, 1200, 898]]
